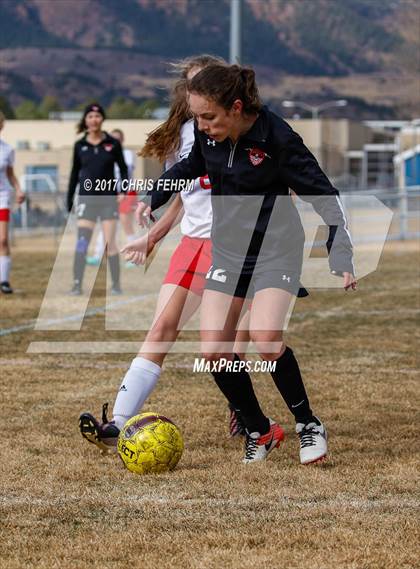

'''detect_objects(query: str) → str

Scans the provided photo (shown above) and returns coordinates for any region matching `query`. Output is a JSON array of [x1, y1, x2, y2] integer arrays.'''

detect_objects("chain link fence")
[[10, 174, 420, 244]]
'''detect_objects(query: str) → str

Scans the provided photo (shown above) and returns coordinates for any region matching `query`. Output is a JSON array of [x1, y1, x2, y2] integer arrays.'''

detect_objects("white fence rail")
[[341, 186, 420, 241], [10, 175, 420, 242]]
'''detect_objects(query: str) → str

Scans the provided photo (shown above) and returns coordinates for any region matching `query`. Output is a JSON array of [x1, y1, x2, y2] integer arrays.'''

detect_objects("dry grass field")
[[1, 235, 419, 569]]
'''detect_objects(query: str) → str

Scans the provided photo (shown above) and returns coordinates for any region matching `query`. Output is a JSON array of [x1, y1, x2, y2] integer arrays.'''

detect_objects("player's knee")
[[251, 331, 284, 360], [201, 351, 225, 363], [148, 321, 177, 343], [76, 228, 92, 255], [249, 330, 282, 344], [107, 246, 119, 256], [0, 236, 8, 252], [76, 237, 89, 255]]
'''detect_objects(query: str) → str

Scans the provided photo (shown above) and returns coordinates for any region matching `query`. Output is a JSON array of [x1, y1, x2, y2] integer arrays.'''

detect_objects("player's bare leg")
[[80, 284, 202, 450], [0, 220, 13, 293], [119, 211, 135, 239], [249, 288, 327, 464], [200, 289, 284, 462], [141, 283, 202, 366], [102, 218, 121, 294]]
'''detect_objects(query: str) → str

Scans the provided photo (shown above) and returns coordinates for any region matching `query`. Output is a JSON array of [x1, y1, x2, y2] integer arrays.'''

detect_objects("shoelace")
[[299, 426, 318, 448], [102, 402, 110, 424], [244, 436, 259, 459], [100, 402, 119, 438]]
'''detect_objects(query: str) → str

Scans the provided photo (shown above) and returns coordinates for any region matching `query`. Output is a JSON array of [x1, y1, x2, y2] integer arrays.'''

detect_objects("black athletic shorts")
[[76, 196, 119, 222], [205, 264, 308, 299]]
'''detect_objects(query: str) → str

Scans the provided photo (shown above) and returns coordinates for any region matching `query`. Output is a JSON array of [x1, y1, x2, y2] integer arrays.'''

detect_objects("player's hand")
[[16, 191, 25, 205], [135, 201, 152, 227], [120, 235, 154, 265], [343, 272, 357, 291]]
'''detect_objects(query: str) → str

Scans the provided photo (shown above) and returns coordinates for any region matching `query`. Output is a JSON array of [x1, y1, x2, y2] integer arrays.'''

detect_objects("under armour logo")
[[282, 274, 291, 283], [207, 139, 216, 146]]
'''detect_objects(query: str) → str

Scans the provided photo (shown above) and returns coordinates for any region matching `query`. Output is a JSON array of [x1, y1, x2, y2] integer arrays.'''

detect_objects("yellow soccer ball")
[[117, 412, 184, 474]]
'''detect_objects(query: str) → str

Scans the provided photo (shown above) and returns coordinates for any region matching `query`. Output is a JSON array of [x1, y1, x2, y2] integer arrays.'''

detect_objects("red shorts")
[[163, 236, 212, 296], [0, 209, 10, 222], [119, 192, 137, 214]]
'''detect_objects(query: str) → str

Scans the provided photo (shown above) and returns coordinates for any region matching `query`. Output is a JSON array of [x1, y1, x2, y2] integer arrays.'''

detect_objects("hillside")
[[0, 0, 418, 118]]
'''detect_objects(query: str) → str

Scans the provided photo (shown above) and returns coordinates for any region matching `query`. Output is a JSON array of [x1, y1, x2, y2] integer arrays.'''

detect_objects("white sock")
[[0, 256, 11, 282], [94, 231, 105, 258], [112, 357, 162, 430], [126, 234, 137, 243]]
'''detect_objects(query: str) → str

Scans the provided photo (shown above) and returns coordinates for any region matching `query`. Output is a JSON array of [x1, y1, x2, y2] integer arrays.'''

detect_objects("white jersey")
[[0, 139, 14, 209], [114, 148, 135, 185], [165, 119, 212, 239]]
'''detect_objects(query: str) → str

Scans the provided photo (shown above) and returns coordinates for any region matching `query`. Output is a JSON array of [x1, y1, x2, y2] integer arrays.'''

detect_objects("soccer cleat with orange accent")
[[242, 419, 285, 464], [296, 418, 328, 465]]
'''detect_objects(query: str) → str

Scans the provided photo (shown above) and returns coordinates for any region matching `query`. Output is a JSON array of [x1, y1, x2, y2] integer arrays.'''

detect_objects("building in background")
[[4, 117, 379, 193], [3, 116, 419, 200], [393, 122, 420, 188], [3, 119, 163, 195], [3, 115, 419, 240]]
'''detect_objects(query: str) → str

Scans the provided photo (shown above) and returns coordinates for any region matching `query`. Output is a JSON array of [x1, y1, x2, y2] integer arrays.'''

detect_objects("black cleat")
[[111, 284, 123, 295], [1, 281, 13, 294], [228, 404, 246, 437], [79, 403, 120, 453], [69, 281, 82, 296]]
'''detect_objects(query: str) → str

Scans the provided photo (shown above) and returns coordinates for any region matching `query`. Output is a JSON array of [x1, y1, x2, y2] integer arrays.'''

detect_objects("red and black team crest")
[[247, 147, 266, 166], [104, 143, 113, 152]]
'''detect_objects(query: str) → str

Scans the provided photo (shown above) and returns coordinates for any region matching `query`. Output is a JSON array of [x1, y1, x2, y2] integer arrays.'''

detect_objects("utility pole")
[[230, 0, 242, 64]]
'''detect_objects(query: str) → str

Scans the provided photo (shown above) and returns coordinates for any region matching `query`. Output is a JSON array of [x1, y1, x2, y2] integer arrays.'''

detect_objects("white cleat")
[[296, 418, 328, 465], [242, 419, 285, 464]]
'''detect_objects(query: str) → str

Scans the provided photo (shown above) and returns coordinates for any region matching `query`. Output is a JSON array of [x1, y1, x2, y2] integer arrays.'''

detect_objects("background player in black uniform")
[[139, 63, 357, 465], [67, 103, 128, 295]]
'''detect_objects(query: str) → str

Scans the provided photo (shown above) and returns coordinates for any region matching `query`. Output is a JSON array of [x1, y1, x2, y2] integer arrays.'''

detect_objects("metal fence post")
[[399, 184, 408, 240]]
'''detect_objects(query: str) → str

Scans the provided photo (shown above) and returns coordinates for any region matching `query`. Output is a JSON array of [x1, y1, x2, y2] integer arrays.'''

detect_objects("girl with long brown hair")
[[78, 55, 250, 451], [138, 62, 356, 465]]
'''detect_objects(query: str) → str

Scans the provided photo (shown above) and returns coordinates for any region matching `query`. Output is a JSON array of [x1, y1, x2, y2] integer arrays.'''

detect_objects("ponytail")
[[140, 54, 228, 161], [188, 64, 262, 115]]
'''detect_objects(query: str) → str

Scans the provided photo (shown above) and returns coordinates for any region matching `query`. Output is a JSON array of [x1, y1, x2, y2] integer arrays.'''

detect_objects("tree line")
[[0, 96, 160, 119]]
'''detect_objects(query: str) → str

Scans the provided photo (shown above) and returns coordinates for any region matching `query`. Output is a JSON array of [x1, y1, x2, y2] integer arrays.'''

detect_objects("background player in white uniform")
[[78, 55, 251, 450], [0, 111, 25, 294]]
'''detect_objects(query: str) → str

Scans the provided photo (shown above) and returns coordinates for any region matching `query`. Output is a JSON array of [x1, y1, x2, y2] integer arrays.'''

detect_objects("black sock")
[[108, 253, 120, 287], [270, 347, 315, 424], [73, 227, 93, 286], [212, 355, 269, 434]]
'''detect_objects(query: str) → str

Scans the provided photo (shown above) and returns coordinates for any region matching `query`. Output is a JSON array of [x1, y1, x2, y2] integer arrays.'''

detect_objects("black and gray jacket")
[[67, 132, 128, 212], [149, 106, 354, 276]]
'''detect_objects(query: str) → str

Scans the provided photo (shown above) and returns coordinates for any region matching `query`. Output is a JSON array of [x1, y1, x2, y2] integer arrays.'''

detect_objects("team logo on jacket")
[[104, 143, 113, 152], [199, 175, 211, 190], [246, 147, 269, 166]]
